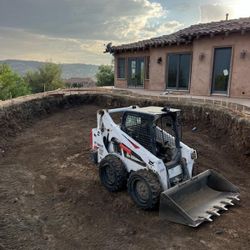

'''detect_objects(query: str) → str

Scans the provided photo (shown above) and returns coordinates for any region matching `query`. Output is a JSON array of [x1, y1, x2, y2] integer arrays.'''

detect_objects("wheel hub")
[[135, 181, 149, 201]]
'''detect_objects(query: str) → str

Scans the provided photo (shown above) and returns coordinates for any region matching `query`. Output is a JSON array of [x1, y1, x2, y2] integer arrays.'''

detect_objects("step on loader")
[[90, 106, 240, 227]]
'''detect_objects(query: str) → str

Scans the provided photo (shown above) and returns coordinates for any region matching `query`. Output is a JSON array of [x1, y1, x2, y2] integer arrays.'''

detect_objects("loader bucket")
[[159, 170, 240, 227]]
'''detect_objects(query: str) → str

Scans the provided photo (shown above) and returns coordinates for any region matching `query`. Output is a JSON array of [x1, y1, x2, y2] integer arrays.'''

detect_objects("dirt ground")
[[0, 104, 249, 250]]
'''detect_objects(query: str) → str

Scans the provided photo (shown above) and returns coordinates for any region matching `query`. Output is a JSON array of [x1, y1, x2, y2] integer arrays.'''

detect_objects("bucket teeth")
[[227, 196, 240, 201], [221, 200, 234, 206], [207, 210, 220, 216], [214, 205, 228, 211], [205, 217, 213, 222], [199, 216, 213, 222]]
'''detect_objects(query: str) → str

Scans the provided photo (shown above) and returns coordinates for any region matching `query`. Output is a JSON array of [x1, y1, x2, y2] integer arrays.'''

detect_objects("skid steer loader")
[[90, 106, 240, 227]]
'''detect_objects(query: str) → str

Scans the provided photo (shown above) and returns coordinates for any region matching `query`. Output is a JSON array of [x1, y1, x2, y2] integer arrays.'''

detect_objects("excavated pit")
[[0, 92, 249, 249]]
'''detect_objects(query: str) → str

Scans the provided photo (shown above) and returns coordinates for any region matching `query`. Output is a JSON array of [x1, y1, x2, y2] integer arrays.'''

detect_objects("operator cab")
[[121, 106, 182, 164]]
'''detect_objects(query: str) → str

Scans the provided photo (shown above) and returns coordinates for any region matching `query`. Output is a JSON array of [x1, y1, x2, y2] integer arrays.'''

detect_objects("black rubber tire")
[[127, 169, 162, 210], [192, 163, 199, 176], [99, 155, 128, 192]]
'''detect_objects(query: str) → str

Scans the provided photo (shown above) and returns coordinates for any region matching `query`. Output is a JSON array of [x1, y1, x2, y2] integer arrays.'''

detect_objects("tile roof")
[[107, 17, 250, 54]]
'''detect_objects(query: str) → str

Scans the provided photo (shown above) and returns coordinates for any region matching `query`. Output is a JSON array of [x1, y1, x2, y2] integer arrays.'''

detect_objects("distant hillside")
[[0, 60, 99, 79]]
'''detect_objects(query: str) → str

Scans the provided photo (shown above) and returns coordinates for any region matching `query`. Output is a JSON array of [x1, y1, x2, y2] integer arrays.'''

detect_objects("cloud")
[[0, 0, 183, 63], [145, 20, 183, 36], [0, 0, 169, 41], [0, 27, 112, 64], [200, 4, 233, 23]]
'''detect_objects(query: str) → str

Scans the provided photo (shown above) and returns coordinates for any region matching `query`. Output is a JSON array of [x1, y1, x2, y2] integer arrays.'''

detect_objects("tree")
[[0, 64, 31, 100], [96, 65, 114, 86], [24, 62, 64, 93]]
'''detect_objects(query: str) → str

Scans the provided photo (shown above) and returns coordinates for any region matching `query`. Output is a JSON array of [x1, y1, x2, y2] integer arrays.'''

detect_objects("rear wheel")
[[99, 155, 128, 192], [127, 169, 162, 210]]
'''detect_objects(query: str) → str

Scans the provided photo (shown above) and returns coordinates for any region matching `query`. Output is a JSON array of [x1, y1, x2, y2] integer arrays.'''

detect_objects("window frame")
[[166, 52, 192, 91], [127, 57, 145, 88], [117, 57, 126, 79], [211, 46, 233, 95], [145, 56, 150, 80]]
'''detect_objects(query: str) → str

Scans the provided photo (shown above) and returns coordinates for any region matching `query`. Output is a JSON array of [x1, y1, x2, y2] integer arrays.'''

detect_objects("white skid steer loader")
[[90, 106, 240, 227]]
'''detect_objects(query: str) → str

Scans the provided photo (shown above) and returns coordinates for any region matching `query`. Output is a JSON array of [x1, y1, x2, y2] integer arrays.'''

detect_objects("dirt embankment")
[[0, 92, 249, 163], [0, 98, 249, 249]]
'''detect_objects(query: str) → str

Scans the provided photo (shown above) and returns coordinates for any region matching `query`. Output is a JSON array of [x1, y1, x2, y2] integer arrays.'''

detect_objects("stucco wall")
[[191, 33, 250, 98], [114, 46, 192, 91]]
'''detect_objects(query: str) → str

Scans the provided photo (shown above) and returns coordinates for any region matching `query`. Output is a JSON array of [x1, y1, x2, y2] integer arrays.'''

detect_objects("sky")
[[0, 0, 249, 65]]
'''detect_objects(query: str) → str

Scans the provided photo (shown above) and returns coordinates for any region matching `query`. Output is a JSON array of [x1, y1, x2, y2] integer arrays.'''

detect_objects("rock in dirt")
[[58, 186, 67, 193], [192, 127, 197, 132], [13, 198, 18, 203], [200, 240, 207, 245], [40, 175, 47, 180], [215, 229, 224, 235], [227, 229, 239, 239]]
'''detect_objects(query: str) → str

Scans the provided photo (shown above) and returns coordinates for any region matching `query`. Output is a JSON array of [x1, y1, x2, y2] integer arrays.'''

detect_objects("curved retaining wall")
[[0, 92, 249, 164]]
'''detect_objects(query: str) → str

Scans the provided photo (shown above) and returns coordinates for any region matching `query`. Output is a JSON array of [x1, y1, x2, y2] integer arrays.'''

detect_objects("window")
[[125, 114, 142, 128], [117, 58, 126, 78], [145, 56, 150, 79], [167, 53, 192, 90], [131, 60, 136, 79], [212, 47, 232, 94], [122, 112, 155, 153]]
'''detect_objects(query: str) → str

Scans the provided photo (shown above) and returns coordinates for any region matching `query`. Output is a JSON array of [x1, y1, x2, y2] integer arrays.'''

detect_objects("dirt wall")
[[0, 92, 249, 163]]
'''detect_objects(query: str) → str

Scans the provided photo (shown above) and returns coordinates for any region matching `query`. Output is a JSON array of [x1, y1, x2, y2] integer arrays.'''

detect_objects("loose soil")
[[0, 105, 249, 250]]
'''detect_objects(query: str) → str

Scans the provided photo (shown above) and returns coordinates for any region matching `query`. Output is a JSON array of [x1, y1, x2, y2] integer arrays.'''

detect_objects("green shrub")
[[24, 62, 64, 93], [96, 65, 114, 86], [0, 64, 31, 100]]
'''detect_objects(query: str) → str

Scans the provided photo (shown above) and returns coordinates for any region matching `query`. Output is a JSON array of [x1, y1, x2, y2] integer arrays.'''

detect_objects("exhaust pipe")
[[159, 170, 240, 227]]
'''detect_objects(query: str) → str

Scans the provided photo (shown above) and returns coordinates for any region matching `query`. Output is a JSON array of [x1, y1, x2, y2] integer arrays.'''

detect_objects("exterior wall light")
[[240, 50, 247, 59], [199, 53, 205, 61]]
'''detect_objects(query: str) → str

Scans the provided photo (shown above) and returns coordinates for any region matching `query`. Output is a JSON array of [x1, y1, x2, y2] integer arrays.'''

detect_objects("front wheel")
[[127, 169, 162, 210]]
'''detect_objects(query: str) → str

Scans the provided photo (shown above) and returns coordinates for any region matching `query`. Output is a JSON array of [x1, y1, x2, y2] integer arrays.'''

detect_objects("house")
[[107, 17, 250, 98]]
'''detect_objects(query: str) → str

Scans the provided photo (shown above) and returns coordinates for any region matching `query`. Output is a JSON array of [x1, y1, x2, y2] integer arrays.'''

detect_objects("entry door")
[[128, 58, 144, 88], [211, 47, 232, 94]]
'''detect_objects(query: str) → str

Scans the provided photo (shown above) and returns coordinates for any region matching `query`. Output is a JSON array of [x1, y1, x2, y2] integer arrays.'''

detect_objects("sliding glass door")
[[166, 53, 192, 90]]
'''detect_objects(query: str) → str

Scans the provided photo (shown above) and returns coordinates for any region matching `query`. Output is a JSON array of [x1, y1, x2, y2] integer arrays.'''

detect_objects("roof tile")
[[108, 17, 250, 53]]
